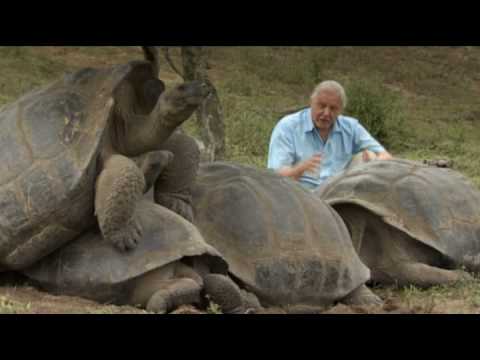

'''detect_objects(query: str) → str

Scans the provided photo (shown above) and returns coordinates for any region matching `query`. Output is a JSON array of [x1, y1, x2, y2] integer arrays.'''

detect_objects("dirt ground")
[[1, 281, 479, 314]]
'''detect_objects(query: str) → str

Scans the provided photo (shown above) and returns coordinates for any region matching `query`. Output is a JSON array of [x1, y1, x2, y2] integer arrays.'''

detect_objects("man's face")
[[310, 89, 342, 132]]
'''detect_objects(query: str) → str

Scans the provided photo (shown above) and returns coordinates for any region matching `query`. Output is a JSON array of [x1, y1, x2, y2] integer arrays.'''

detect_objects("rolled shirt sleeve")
[[267, 121, 296, 169], [352, 121, 386, 154]]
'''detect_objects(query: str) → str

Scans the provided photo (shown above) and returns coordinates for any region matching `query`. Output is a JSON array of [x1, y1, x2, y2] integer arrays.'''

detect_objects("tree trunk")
[[181, 47, 226, 161]]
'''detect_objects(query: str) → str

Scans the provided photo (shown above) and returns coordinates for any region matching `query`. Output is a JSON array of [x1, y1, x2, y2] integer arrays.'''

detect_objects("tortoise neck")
[[111, 90, 198, 157], [138, 95, 198, 151]]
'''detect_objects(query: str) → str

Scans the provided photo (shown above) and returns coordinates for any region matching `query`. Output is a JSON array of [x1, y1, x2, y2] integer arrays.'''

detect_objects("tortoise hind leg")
[[132, 150, 173, 193], [168, 261, 251, 314], [387, 262, 473, 288], [239, 288, 264, 314], [129, 263, 203, 313], [146, 278, 202, 314], [203, 274, 246, 314], [133, 262, 251, 314], [340, 284, 383, 306], [154, 133, 200, 222]]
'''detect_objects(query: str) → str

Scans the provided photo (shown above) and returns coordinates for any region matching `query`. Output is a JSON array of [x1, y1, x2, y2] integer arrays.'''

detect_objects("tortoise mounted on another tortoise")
[[22, 200, 246, 314], [0, 60, 208, 270]]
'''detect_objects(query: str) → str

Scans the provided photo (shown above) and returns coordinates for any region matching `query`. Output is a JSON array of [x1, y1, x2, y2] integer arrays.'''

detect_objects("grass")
[[2, 46, 479, 185], [0, 47, 64, 104], [1, 46, 480, 313], [205, 46, 480, 312], [204, 47, 480, 187], [375, 277, 480, 313], [206, 301, 223, 314], [0, 295, 32, 314]]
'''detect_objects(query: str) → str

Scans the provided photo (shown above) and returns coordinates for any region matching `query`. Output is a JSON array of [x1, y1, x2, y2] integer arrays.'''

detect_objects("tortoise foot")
[[203, 274, 245, 314], [341, 285, 383, 306], [108, 217, 143, 252], [146, 278, 201, 314], [155, 193, 194, 223]]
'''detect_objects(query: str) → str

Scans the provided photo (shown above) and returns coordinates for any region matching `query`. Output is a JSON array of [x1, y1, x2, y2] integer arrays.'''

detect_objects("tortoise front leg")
[[95, 154, 145, 251], [132, 150, 174, 193], [154, 133, 200, 222]]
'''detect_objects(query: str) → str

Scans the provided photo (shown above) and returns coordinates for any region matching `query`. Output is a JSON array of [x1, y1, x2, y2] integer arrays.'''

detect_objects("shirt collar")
[[303, 108, 342, 134]]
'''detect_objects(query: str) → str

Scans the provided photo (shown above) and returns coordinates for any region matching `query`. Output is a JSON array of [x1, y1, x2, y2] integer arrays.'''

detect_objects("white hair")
[[310, 80, 347, 109]]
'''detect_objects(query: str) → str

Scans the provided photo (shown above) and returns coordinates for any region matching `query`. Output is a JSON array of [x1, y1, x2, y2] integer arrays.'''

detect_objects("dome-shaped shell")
[[192, 162, 370, 307], [316, 159, 480, 268], [0, 61, 156, 269], [23, 200, 227, 303]]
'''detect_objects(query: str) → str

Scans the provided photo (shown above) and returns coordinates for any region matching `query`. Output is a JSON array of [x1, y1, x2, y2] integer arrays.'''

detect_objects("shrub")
[[225, 109, 278, 167], [344, 78, 407, 150]]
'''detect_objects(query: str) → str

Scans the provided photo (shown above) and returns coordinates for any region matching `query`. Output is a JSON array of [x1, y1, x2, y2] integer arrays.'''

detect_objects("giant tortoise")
[[190, 162, 382, 313], [315, 158, 480, 288], [0, 60, 208, 270], [22, 200, 246, 314]]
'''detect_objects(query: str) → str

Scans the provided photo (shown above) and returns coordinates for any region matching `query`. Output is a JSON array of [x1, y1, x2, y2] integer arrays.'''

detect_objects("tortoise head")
[[94, 61, 211, 155], [143, 80, 211, 147], [160, 80, 211, 111]]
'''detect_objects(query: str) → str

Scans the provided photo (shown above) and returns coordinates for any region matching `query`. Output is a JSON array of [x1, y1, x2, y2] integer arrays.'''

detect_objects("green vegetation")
[[343, 77, 407, 149], [0, 295, 31, 314], [205, 300, 223, 314], [0, 46, 479, 187], [209, 46, 480, 185], [376, 276, 480, 313]]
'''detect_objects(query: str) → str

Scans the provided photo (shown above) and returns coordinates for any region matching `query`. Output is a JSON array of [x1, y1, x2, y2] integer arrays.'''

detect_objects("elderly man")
[[268, 80, 392, 190]]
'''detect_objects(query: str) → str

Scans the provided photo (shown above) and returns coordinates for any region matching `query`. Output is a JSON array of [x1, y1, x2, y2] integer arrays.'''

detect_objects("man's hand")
[[362, 150, 377, 162], [300, 153, 322, 175], [362, 150, 392, 162], [376, 151, 393, 160], [277, 153, 322, 180]]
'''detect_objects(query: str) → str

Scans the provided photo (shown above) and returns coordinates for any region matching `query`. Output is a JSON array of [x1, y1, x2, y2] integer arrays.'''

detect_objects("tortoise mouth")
[[177, 81, 211, 105]]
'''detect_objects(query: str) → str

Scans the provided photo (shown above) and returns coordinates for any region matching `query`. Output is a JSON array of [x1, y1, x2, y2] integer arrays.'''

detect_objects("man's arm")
[[267, 122, 294, 170], [268, 121, 322, 180], [277, 154, 322, 180], [353, 121, 392, 160], [363, 149, 392, 161], [375, 151, 392, 160]]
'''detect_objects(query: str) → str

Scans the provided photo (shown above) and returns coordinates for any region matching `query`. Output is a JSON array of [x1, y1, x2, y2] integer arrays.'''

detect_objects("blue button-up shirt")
[[267, 108, 386, 189]]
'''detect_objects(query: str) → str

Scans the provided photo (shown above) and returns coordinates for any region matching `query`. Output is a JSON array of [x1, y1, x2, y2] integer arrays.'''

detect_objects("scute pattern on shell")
[[22, 200, 227, 303], [0, 61, 150, 269], [192, 162, 370, 307], [316, 159, 480, 268]]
